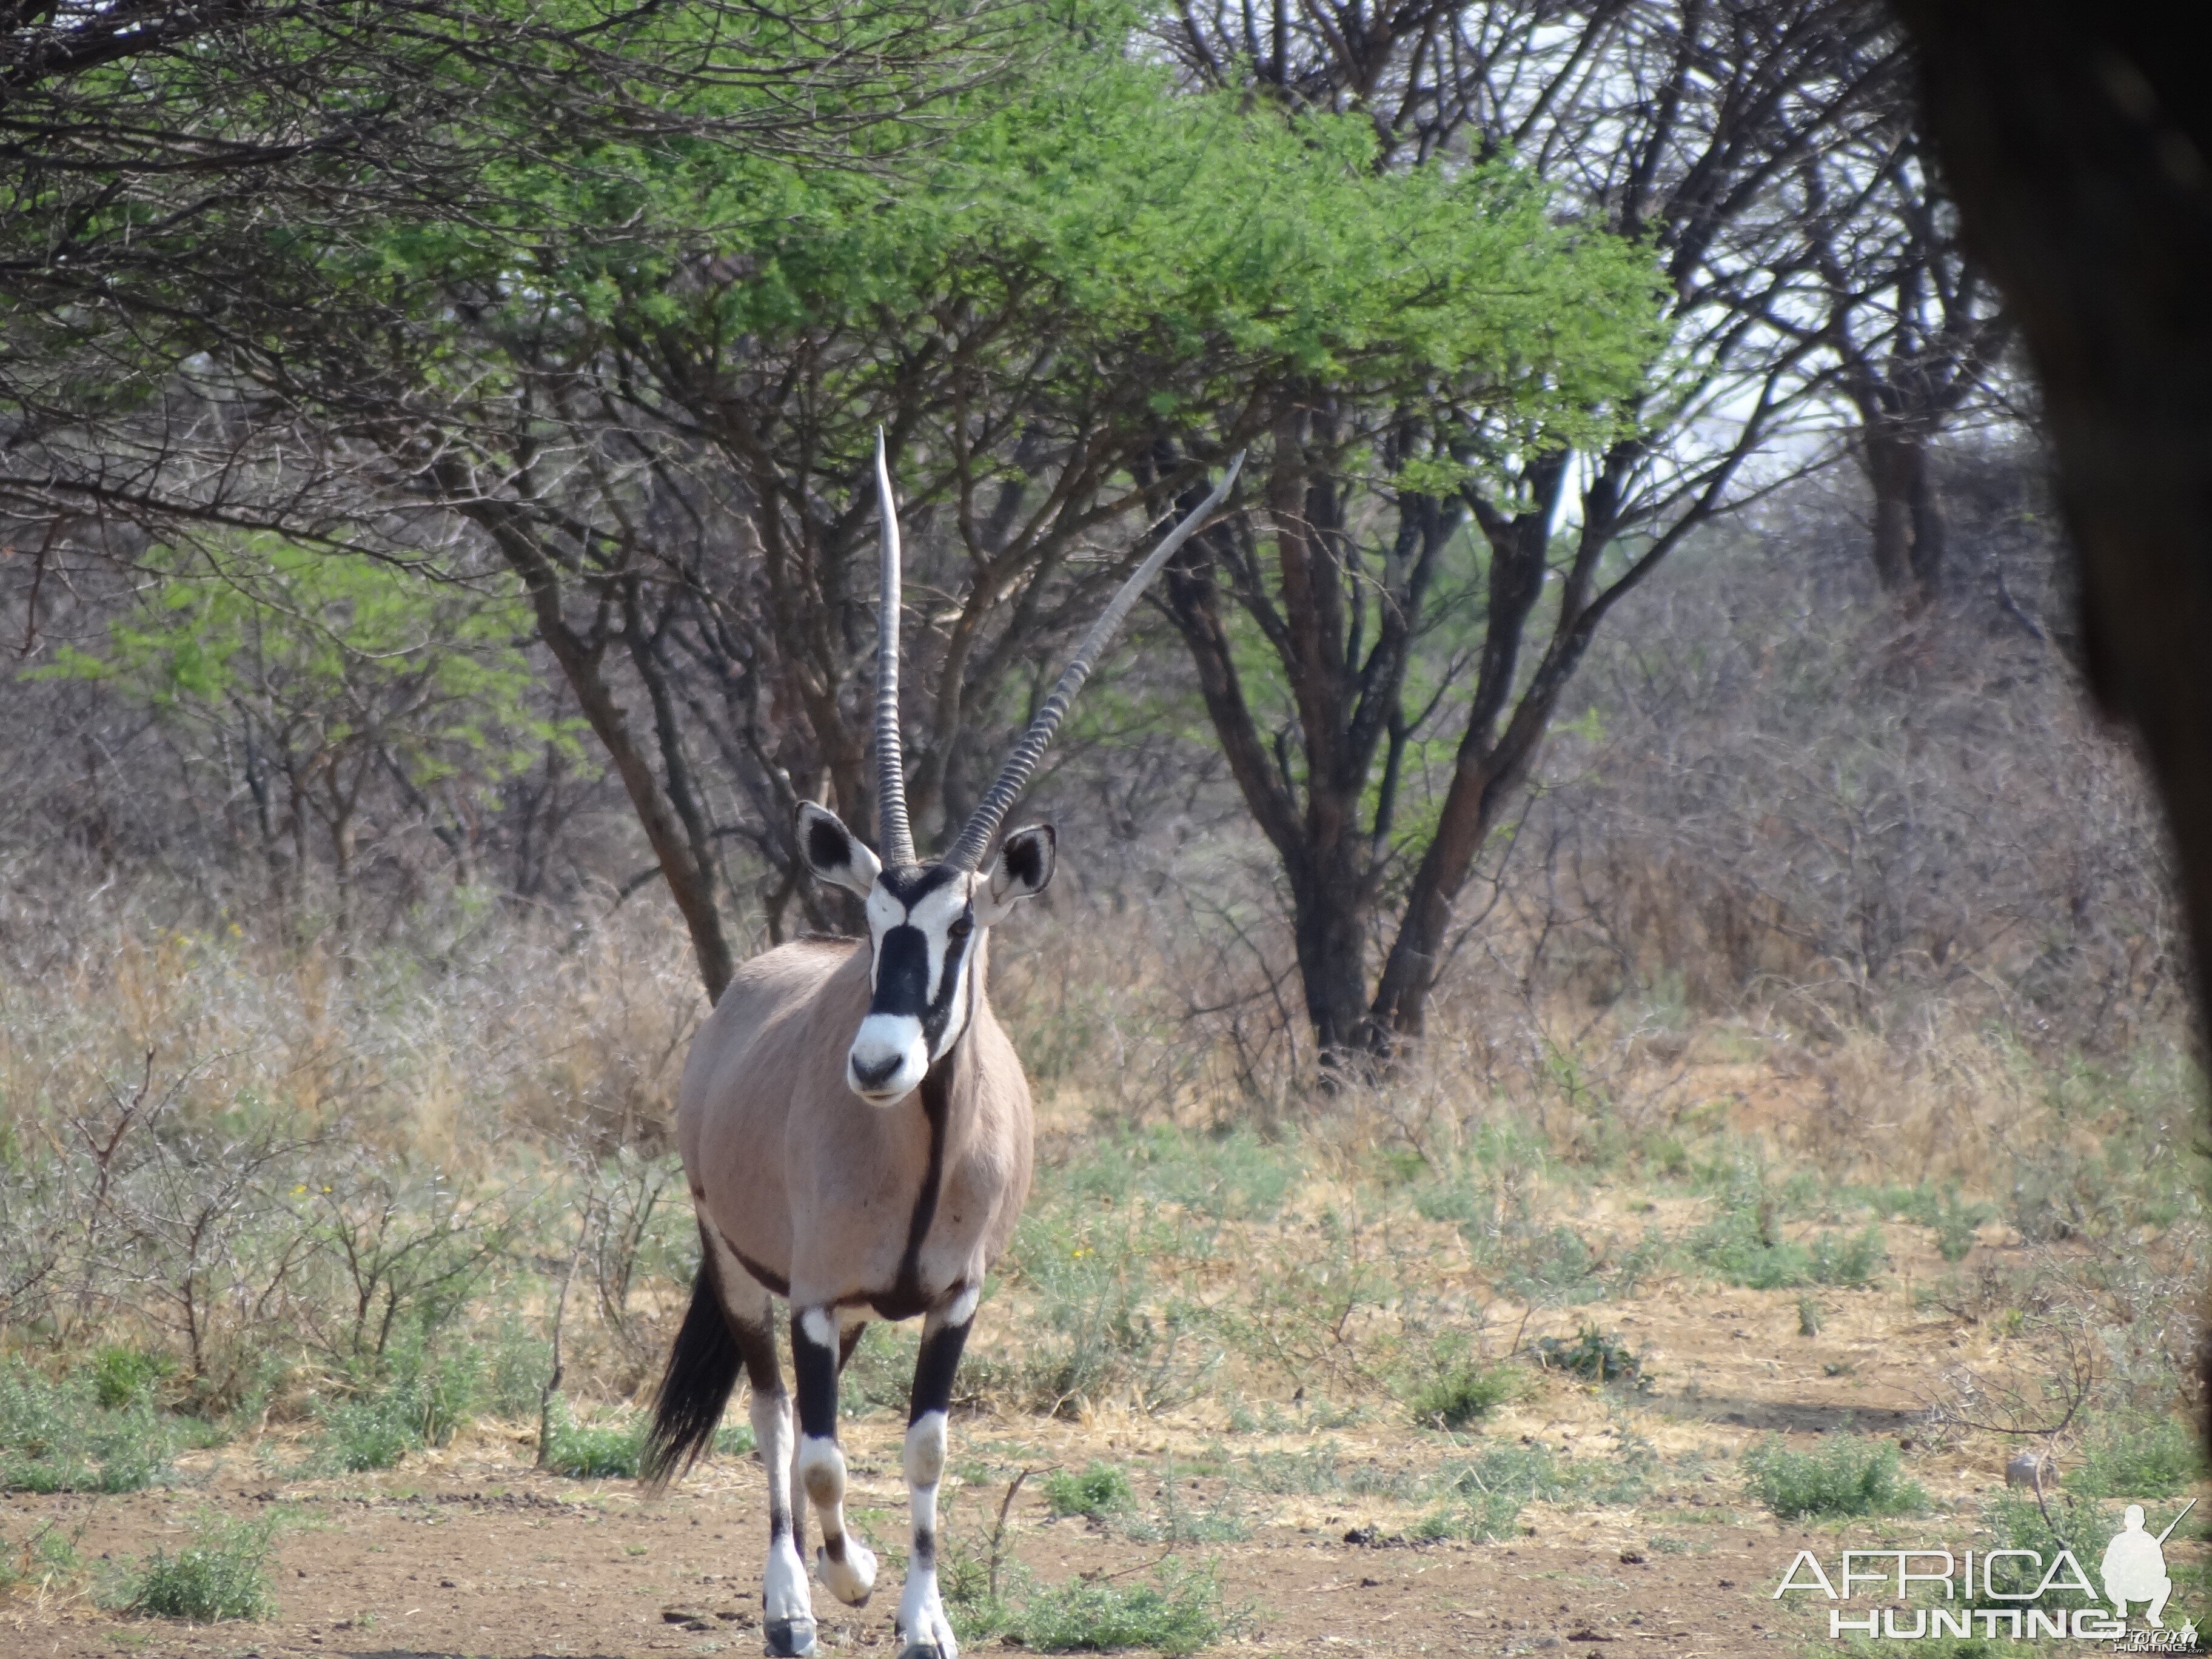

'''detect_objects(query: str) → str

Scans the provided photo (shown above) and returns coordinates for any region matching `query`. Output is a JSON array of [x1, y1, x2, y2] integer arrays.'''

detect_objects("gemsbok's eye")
[[948, 916, 974, 939]]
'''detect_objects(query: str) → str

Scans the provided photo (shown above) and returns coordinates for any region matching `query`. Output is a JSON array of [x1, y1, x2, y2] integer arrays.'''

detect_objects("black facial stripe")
[[878, 864, 962, 903], [874, 925, 930, 1009], [867, 917, 973, 1051]]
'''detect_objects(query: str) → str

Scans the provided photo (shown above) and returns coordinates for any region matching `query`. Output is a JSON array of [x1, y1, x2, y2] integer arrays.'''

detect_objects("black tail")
[[642, 1256, 742, 1492]]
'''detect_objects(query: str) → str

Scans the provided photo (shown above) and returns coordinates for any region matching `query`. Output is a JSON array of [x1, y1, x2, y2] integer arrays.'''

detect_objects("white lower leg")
[[752, 1389, 811, 1629], [896, 1410, 956, 1655], [800, 1432, 877, 1605]]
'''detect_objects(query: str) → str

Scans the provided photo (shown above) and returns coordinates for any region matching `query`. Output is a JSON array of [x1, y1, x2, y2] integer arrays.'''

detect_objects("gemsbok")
[[642, 437, 1243, 1659]]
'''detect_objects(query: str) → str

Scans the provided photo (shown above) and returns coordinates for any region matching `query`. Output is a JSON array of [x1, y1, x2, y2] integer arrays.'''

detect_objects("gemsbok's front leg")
[[896, 1286, 979, 1659], [791, 1305, 879, 1610]]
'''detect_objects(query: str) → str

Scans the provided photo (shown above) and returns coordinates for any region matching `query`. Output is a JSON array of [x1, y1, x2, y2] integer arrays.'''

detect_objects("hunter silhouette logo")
[[1775, 1496, 2199, 1643], [2105, 1500, 2193, 1629]]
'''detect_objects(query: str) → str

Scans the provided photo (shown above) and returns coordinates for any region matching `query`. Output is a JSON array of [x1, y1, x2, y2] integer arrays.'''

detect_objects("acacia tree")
[[145, 21, 1646, 1001], [1154, 0, 1969, 1056], [1, 0, 1001, 990]]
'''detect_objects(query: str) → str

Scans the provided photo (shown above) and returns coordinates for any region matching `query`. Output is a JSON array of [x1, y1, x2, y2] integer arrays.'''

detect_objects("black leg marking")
[[910, 1308, 973, 1424], [791, 1309, 856, 1579], [791, 1313, 839, 1443], [906, 1312, 970, 1579]]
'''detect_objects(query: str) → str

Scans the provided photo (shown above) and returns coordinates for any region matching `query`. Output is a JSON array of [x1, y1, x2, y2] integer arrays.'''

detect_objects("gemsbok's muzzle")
[[848, 923, 933, 1104]]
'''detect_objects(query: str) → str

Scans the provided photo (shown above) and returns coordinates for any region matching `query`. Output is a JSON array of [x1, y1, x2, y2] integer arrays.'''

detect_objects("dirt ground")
[[10, 1238, 2183, 1659], [0, 1447, 1809, 1659]]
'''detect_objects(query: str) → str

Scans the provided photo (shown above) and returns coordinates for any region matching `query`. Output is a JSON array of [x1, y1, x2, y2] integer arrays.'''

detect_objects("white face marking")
[[846, 872, 987, 1102]]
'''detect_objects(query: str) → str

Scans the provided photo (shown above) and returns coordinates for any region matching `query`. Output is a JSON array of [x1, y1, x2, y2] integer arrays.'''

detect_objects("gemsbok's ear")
[[979, 824, 1054, 922], [797, 802, 882, 897]]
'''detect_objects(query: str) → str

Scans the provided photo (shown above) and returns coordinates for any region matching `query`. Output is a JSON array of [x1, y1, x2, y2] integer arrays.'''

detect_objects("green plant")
[[1798, 1296, 1824, 1337], [1, 1517, 84, 1590], [1498, 1226, 1607, 1305], [1415, 1446, 1563, 1541], [1934, 1195, 1982, 1263], [1045, 1462, 1134, 1520], [1535, 1326, 1644, 1384], [996, 1559, 1227, 1655], [540, 1396, 648, 1479], [87, 1346, 175, 1410], [0, 1363, 174, 1493], [1408, 1356, 1521, 1429], [1741, 1435, 1926, 1519], [1685, 1210, 1886, 1290], [111, 1513, 276, 1621], [2071, 1415, 2205, 1499], [313, 1385, 423, 1473]]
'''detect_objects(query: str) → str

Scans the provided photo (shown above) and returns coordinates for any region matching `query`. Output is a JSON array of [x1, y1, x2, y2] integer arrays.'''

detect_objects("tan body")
[[677, 936, 1033, 1313]]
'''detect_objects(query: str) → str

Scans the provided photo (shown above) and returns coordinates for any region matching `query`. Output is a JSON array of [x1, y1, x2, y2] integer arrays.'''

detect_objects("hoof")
[[764, 1616, 817, 1657], [816, 1541, 876, 1607]]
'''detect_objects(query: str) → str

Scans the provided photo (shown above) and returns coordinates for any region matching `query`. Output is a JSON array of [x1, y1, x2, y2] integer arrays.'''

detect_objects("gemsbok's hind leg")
[[895, 1285, 979, 1659], [791, 1304, 879, 1609], [699, 1230, 816, 1657]]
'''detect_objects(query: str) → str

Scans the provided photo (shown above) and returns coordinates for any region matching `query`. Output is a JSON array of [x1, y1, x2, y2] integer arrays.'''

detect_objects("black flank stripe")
[[728, 1239, 790, 1299], [874, 1057, 949, 1321]]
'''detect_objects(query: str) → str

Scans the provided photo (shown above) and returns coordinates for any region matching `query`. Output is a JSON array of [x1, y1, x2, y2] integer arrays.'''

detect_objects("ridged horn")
[[942, 451, 1245, 873], [873, 429, 917, 866]]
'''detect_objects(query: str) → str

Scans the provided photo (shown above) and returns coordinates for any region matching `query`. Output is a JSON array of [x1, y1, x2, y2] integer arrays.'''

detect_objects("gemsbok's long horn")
[[873, 429, 918, 866], [942, 451, 1246, 873]]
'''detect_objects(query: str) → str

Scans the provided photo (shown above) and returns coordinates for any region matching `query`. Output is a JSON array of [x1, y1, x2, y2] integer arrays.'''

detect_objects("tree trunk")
[[1285, 850, 1373, 1061], [1863, 423, 1947, 605], [468, 503, 737, 1001]]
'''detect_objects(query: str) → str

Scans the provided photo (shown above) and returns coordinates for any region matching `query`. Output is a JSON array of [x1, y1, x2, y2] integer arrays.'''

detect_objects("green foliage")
[[312, 1347, 481, 1473], [314, 1386, 423, 1473], [0, 1362, 174, 1493], [88, 1346, 175, 1410], [993, 1173, 1212, 1417], [1045, 1461, 1135, 1520], [839, 1320, 923, 1418], [0, 1517, 84, 1591], [1741, 1435, 1926, 1520], [2070, 1415, 2205, 1499], [1499, 1226, 1607, 1305], [33, 538, 570, 881], [1407, 1355, 1521, 1430], [540, 1396, 648, 1480], [1415, 1446, 1563, 1541], [110, 1512, 276, 1622], [1534, 1326, 1644, 1386], [954, 1557, 1227, 1655], [1684, 1197, 1885, 1290], [1974, 1490, 2114, 1614]]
